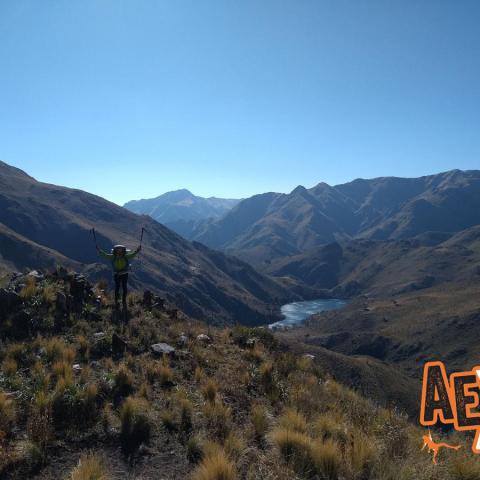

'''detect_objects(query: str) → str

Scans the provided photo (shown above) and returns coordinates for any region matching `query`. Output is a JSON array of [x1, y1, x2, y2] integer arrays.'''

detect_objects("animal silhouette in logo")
[[421, 430, 461, 464]]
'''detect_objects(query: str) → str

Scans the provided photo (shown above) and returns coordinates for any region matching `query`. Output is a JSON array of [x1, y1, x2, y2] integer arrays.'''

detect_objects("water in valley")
[[269, 298, 346, 329]]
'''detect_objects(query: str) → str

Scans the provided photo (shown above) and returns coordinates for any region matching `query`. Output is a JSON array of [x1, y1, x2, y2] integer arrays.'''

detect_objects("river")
[[269, 298, 346, 329]]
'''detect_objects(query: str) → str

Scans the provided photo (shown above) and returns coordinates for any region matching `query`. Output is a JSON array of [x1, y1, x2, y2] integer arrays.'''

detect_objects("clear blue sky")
[[1, 1, 479, 205]]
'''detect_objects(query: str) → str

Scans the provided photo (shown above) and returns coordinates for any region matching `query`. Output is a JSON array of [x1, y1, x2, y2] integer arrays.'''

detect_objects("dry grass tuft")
[[278, 409, 307, 434], [202, 378, 218, 404], [0, 392, 16, 435], [251, 404, 269, 441], [191, 450, 237, 480], [69, 452, 109, 480], [119, 396, 151, 456]]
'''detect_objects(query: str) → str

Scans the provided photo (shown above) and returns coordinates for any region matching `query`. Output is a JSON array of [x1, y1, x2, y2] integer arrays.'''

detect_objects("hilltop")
[[124, 190, 240, 239]]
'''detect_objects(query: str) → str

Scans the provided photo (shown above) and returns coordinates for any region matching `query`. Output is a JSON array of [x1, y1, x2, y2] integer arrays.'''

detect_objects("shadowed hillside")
[[0, 161, 298, 325]]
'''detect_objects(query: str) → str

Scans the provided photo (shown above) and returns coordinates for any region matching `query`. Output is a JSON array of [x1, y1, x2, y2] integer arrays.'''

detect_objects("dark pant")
[[114, 273, 128, 304]]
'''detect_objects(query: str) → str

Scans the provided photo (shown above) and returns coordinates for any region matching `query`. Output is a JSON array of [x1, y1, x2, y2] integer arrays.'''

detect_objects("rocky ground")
[[1, 269, 479, 479]]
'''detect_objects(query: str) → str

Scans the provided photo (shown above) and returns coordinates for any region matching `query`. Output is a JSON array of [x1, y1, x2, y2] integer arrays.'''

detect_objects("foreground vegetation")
[[0, 270, 478, 479]]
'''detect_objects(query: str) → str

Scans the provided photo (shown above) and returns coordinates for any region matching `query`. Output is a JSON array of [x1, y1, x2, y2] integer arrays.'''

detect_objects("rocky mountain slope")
[[1, 272, 474, 479], [124, 189, 240, 239], [0, 161, 296, 325], [192, 169, 480, 265]]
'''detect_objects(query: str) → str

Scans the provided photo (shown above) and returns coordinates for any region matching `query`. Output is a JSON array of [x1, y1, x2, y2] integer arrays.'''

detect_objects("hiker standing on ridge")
[[97, 244, 141, 307]]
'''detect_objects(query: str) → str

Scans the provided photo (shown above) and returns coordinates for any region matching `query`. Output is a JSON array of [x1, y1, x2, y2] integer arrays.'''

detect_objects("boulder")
[[151, 343, 175, 356], [196, 334, 212, 344]]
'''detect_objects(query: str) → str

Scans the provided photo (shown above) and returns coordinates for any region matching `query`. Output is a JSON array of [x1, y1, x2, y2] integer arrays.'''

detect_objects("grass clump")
[[251, 404, 269, 442], [119, 397, 151, 456], [202, 378, 218, 403], [0, 393, 16, 436], [191, 450, 237, 480], [203, 401, 231, 441], [69, 452, 109, 480], [272, 427, 342, 479]]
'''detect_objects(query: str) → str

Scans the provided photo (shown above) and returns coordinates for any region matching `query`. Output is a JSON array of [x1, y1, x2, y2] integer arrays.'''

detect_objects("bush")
[[120, 397, 151, 456], [69, 452, 109, 480], [191, 451, 237, 480]]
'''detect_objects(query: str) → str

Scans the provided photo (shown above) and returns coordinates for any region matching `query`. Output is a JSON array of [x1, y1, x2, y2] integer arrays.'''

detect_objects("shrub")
[[191, 451, 237, 480], [0, 393, 16, 436], [70, 452, 109, 480], [119, 397, 151, 456]]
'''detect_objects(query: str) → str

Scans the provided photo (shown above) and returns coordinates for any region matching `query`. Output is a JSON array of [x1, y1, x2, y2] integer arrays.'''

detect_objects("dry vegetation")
[[0, 273, 478, 479]]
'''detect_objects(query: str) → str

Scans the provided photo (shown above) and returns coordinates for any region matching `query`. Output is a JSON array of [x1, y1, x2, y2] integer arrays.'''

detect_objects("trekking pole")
[[140, 227, 146, 247], [91, 228, 99, 249]]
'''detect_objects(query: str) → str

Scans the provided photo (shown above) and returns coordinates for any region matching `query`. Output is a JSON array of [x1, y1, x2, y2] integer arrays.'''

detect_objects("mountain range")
[[0, 161, 296, 325], [187, 169, 480, 265], [124, 189, 240, 238]]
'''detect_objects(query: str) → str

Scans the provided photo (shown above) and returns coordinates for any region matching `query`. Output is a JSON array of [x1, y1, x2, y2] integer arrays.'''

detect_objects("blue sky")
[[1, 1, 479, 204]]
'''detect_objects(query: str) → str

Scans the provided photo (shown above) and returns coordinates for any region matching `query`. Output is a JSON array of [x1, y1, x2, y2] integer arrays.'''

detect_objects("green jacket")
[[98, 248, 139, 274]]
